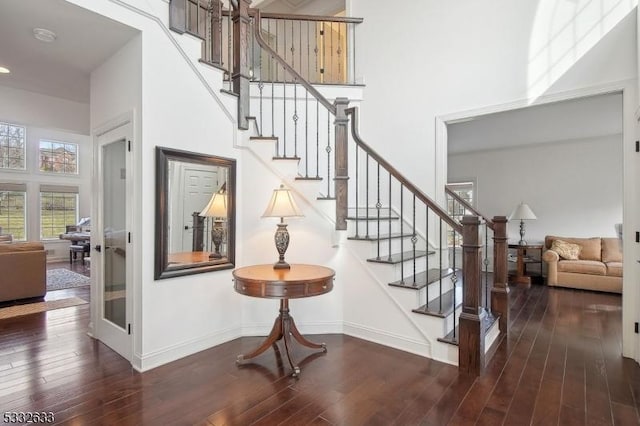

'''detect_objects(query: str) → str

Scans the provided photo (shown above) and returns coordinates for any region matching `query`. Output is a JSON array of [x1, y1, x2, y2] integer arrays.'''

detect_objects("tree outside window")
[[0, 123, 26, 170], [40, 190, 78, 239], [0, 190, 26, 240]]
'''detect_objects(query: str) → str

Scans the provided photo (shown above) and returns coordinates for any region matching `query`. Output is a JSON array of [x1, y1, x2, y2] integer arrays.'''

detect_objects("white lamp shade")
[[262, 184, 304, 218], [509, 202, 537, 221], [199, 191, 227, 218]]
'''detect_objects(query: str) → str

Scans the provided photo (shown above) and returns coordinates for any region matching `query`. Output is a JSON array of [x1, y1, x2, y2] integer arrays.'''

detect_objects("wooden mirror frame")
[[154, 146, 236, 279]]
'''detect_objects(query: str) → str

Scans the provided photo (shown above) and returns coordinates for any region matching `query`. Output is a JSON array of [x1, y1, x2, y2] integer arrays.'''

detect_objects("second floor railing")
[[169, 0, 362, 86]]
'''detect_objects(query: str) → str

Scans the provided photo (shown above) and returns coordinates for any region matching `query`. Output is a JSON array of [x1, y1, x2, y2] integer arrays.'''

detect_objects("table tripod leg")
[[281, 317, 300, 377], [237, 315, 283, 363], [289, 315, 326, 352]]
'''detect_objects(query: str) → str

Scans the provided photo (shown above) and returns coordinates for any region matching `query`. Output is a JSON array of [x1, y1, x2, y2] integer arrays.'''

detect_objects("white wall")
[[449, 134, 623, 243], [0, 86, 91, 260], [350, 0, 637, 196], [0, 85, 89, 134]]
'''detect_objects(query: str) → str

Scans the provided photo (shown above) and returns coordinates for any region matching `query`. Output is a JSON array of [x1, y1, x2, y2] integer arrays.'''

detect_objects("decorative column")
[[491, 216, 509, 333], [334, 98, 349, 230], [232, 0, 251, 130], [459, 215, 486, 376]]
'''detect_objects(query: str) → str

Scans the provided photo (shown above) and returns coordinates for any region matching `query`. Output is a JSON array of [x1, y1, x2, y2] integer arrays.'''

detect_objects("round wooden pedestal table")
[[233, 264, 335, 377]]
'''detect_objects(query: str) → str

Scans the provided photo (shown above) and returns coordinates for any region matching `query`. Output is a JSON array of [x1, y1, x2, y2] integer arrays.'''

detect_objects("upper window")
[[0, 122, 26, 170], [39, 140, 78, 174], [0, 184, 27, 241], [40, 186, 78, 240]]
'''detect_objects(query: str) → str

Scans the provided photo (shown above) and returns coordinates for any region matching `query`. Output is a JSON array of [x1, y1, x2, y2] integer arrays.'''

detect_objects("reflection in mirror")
[[155, 147, 236, 279]]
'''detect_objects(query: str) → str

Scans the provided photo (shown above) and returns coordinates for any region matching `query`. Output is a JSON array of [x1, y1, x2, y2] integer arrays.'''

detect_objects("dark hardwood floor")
[[1, 280, 639, 425]]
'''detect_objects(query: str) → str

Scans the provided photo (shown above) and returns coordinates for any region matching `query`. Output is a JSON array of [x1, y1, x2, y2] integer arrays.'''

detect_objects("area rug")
[[0, 297, 88, 320], [46, 268, 90, 291]]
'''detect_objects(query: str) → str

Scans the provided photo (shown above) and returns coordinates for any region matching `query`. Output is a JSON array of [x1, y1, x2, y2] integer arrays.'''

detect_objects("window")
[[40, 185, 78, 239], [447, 182, 474, 246], [0, 183, 27, 240], [39, 140, 78, 174], [0, 122, 26, 170]]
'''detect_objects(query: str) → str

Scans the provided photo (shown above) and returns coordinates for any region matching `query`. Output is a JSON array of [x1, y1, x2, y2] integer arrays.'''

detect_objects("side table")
[[508, 243, 543, 287], [233, 264, 335, 377]]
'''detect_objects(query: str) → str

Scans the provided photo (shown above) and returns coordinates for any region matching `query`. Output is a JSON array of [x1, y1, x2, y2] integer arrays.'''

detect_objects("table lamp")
[[199, 185, 228, 259], [262, 184, 304, 269], [509, 202, 537, 245]]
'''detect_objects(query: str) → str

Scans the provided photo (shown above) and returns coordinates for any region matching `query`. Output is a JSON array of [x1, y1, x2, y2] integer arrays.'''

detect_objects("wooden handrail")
[[223, 9, 364, 24], [249, 9, 337, 115], [346, 107, 462, 234], [445, 186, 494, 230]]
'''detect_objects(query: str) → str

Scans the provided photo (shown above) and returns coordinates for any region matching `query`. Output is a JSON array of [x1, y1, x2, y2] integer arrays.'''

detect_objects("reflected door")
[[181, 167, 218, 251], [95, 124, 131, 361]]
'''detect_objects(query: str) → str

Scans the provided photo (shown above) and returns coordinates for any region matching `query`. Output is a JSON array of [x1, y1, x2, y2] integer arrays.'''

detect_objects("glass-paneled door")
[[94, 122, 132, 361]]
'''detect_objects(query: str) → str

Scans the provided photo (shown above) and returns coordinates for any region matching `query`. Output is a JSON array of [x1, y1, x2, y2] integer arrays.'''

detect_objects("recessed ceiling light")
[[33, 28, 57, 43], [0, 67, 10, 74]]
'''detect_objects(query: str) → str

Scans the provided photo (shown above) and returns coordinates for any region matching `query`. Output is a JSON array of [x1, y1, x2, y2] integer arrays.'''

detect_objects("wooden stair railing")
[[445, 186, 509, 335]]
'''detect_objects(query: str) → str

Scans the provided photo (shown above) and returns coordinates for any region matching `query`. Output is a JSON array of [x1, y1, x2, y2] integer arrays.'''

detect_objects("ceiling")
[[447, 93, 623, 155], [0, 0, 138, 103]]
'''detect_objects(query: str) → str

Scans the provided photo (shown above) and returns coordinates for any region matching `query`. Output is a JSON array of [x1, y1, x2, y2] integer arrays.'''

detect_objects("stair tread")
[[412, 284, 462, 318], [250, 136, 278, 141], [348, 232, 414, 241], [295, 176, 323, 181], [367, 250, 435, 264], [272, 156, 301, 161], [347, 215, 399, 221], [437, 310, 500, 346], [389, 267, 459, 290]]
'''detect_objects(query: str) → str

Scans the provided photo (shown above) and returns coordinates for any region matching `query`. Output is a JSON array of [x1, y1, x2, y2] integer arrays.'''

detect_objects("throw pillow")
[[551, 239, 581, 260]]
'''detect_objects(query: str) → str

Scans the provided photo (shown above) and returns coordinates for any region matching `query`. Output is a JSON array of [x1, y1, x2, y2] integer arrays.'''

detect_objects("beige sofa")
[[0, 242, 47, 302], [542, 236, 622, 293]]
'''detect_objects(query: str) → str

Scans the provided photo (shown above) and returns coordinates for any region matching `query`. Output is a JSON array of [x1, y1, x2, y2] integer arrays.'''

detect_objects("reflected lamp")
[[199, 186, 228, 259], [262, 184, 304, 269]]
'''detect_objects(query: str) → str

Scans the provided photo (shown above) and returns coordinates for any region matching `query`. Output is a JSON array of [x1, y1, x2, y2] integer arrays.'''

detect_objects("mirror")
[[155, 147, 236, 279]]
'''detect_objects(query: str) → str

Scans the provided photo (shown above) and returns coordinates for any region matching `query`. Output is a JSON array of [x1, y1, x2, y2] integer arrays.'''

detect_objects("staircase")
[[168, 0, 510, 375]]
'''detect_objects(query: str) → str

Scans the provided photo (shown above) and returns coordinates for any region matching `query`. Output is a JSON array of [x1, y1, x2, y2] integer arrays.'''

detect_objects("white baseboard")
[[132, 321, 343, 372], [484, 317, 501, 353], [343, 321, 431, 359], [241, 320, 343, 337], [132, 326, 242, 372]]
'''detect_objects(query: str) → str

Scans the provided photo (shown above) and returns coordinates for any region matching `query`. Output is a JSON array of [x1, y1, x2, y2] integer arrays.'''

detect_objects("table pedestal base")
[[236, 299, 326, 377]]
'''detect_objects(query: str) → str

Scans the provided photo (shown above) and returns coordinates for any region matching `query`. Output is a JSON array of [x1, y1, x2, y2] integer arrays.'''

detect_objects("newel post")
[[210, 0, 223, 65], [459, 215, 486, 376], [232, 0, 251, 130], [334, 98, 349, 230], [491, 216, 509, 333]]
